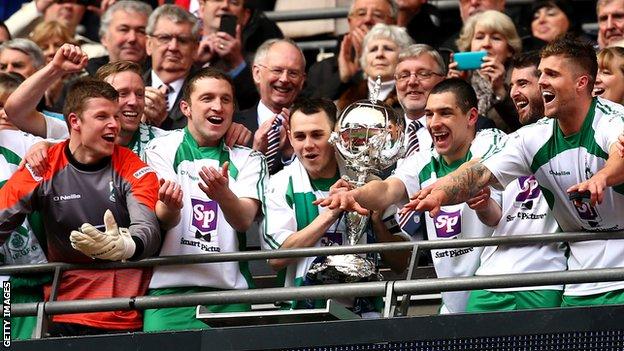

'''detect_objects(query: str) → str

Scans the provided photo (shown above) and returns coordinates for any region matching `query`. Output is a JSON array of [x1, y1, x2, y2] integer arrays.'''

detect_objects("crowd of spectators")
[[0, 0, 623, 341]]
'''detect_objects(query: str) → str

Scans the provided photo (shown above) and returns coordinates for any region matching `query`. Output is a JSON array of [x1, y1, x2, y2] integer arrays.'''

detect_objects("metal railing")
[[6, 230, 624, 339]]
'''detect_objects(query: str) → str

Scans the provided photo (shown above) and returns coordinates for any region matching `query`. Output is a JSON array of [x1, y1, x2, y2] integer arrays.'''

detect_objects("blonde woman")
[[594, 46, 624, 105], [450, 10, 522, 132]]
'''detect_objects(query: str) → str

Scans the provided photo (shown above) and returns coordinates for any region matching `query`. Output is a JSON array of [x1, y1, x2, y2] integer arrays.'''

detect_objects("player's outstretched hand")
[[313, 180, 369, 216]]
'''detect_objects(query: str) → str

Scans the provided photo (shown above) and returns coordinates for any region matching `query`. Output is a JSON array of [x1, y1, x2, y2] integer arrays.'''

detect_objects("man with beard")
[[466, 51, 567, 312], [410, 37, 624, 307], [316, 79, 504, 313], [235, 38, 305, 175]]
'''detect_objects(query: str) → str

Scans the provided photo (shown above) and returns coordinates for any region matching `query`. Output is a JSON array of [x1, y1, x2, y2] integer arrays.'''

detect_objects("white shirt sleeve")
[[144, 137, 177, 181], [261, 173, 298, 250], [231, 150, 266, 202], [390, 152, 427, 198], [44, 115, 69, 140], [481, 131, 532, 190]]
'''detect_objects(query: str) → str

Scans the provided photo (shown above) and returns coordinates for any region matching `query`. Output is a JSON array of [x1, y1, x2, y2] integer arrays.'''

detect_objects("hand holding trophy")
[[307, 77, 405, 283]]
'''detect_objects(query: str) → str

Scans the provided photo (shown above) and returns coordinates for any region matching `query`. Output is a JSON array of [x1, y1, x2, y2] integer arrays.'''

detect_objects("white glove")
[[70, 210, 136, 261]]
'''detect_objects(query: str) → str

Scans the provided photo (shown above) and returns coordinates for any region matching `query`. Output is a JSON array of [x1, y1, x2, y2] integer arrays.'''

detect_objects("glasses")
[[257, 64, 304, 80], [395, 70, 443, 83], [149, 34, 196, 46], [349, 9, 389, 22], [203, 0, 241, 5]]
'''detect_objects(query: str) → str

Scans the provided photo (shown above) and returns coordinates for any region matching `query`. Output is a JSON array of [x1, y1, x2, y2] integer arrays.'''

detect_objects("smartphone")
[[219, 14, 238, 37], [453, 51, 487, 71]]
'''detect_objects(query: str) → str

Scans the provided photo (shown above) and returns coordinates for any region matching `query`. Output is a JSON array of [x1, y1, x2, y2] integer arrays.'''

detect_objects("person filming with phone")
[[448, 10, 522, 133], [196, 0, 283, 110]]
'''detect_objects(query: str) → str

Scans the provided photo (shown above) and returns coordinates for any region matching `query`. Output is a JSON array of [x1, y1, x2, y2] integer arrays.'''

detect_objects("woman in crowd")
[[594, 46, 624, 105], [336, 24, 413, 111], [523, 0, 579, 51], [30, 20, 79, 113], [450, 10, 522, 132]]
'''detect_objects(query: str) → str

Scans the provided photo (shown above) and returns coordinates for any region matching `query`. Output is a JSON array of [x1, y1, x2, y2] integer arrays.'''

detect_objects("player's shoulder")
[[146, 128, 184, 149], [595, 97, 624, 124], [113, 146, 156, 180]]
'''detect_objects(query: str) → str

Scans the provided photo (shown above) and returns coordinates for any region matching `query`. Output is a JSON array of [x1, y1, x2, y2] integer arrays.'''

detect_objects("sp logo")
[[434, 209, 462, 238], [191, 198, 218, 233]]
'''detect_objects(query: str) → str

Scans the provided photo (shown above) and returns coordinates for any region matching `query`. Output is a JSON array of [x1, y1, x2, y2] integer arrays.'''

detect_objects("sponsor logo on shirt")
[[506, 212, 548, 222], [133, 166, 154, 179], [52, 193, 82, 202], [434, 247, 474, 259], [191, 198, 218, 235], [180, 170, 200, 181], [434, 209, 461, 238], [549, 170, 570, 176], [573, 200, 602, 228], [25, 163, 43, 182], [514, 176, 540, 210]]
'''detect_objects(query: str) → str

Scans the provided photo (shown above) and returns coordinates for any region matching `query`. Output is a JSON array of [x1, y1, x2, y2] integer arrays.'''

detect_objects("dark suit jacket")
[[233, 103, 260, 142], [143, 70, 191, 131], [234, 103, 286, 174]]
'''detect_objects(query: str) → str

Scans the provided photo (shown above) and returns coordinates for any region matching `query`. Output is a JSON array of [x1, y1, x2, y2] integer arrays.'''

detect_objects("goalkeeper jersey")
[[482, 98, 624, 296], [145, 128, 267, 290], [392, 128, 504, 313], [0, 141, 160, 330]]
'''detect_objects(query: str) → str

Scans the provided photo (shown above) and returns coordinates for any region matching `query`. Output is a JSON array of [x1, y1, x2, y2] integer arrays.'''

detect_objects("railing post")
[[382, 281, 397, 318], [399, 243, 420, 316], [32, 302, 47, 339], [34, 266, 63, 338]]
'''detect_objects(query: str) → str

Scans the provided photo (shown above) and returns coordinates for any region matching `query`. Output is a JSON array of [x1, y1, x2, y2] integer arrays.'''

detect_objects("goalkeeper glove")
[[70, 209, 136, 261]]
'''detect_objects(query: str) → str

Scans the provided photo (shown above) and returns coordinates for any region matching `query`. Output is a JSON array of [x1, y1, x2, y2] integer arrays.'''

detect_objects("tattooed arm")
[[402, 162, 502, 217]]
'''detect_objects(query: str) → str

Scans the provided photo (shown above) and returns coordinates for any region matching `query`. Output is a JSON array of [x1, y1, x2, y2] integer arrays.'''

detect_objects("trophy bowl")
[[307, 99, 405, 284]]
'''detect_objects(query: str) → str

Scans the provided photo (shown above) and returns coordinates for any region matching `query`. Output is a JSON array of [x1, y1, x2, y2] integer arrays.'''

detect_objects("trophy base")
[[306, 254, 382, 284]]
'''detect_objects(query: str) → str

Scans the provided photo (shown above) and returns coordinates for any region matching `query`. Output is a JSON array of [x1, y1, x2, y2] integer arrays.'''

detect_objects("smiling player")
[[142, 67, 266, 332], [316, 78, 505, 313]]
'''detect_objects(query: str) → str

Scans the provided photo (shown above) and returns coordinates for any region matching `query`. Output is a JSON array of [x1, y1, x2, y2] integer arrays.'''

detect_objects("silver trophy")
[[307, 77, 405, 283]]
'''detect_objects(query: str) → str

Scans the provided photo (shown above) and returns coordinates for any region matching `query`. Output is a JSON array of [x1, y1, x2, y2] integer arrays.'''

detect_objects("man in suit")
[[86, 1, 152, 76], [234, 38, 305, 174], [144, 4, 199, 130]]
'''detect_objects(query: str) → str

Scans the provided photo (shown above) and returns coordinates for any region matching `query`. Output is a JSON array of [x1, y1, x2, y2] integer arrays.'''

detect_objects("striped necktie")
[[266, 116, 283, 174], [159, 84, 173, 111], [405, 120, 422, 157]]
